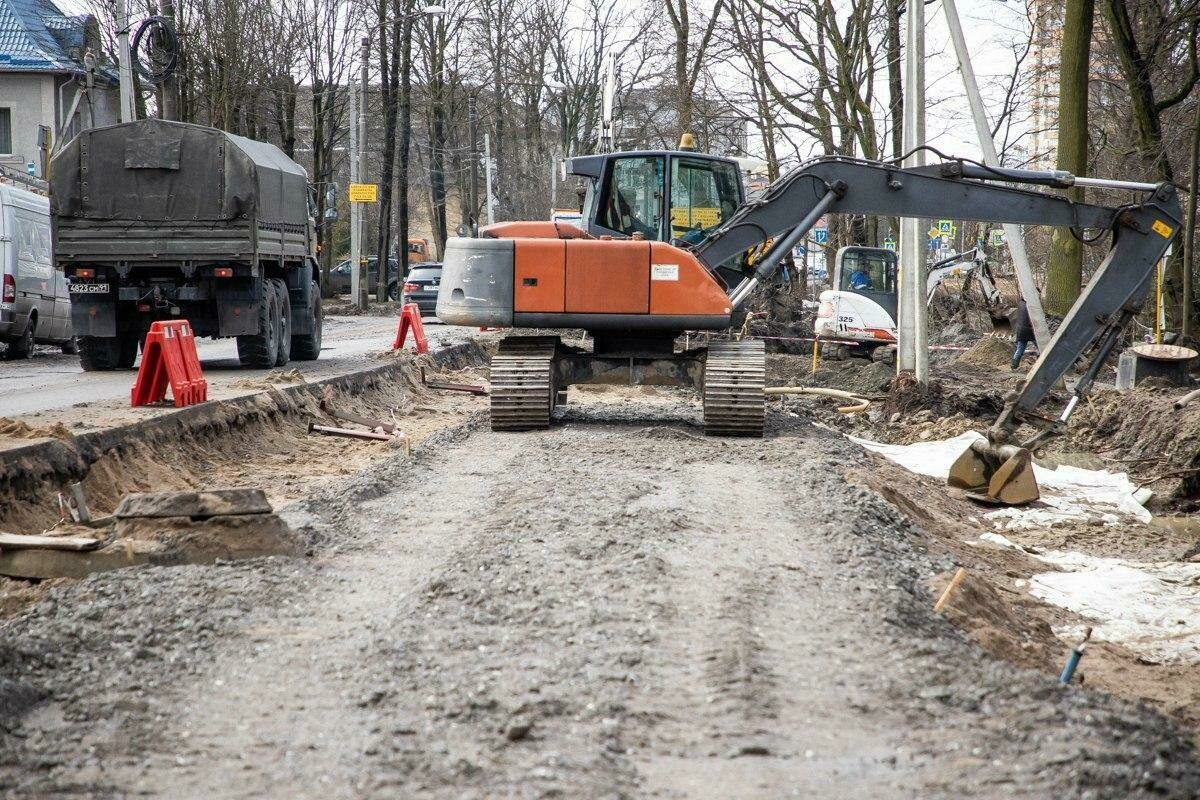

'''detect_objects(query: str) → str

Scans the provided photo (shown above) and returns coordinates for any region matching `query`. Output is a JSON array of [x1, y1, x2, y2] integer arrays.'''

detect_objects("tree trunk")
[[1184, 99, 1200, 341], [375, 7, 404, 303], [1043, 0, 1093, 317], [397, 24, 414, 278]]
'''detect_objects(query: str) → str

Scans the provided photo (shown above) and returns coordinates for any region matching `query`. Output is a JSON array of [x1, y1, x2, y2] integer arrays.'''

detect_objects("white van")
[[0, 183, 74, 358]]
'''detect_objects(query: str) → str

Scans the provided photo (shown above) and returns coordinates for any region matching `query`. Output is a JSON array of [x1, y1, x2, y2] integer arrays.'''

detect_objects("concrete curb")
[[0, 339, 491, 512]]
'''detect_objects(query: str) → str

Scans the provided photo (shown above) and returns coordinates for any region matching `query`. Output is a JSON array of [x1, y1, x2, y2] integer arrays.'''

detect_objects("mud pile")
[[1065, 386, 1200, 510], [956, 334, 1016, 370]]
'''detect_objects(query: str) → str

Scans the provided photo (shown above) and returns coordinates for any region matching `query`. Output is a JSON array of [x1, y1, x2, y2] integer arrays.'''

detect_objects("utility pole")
[[349, 42, 362, 310], [942, 0, 1051, 352], [115, 0, 136, 122], [599, 53, 615, 152], [898, 0, 927, 381], [352, 36, 369, 310], [549, 152, 557, 212], [483, 133, 495, 225], [160, 0, 180, 121], [468, 92, 479, 234]]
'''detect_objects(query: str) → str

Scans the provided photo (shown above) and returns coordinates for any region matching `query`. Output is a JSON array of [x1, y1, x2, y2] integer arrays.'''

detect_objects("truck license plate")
[[69, 283, 110, 294]]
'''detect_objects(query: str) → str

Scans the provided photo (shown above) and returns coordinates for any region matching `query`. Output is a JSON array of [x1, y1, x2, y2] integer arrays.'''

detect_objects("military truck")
[[50, 119, 323, 370]]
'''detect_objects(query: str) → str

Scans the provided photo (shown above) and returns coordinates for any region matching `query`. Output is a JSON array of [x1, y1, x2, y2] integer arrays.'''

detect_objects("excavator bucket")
[[989, 309, 1013, 336], [947, 438, 1040, 505]]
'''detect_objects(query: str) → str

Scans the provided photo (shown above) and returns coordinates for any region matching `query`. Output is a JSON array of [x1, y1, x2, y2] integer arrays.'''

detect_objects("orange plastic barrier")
[[130, 320, 208, 407], [392, 303, 429, 353]]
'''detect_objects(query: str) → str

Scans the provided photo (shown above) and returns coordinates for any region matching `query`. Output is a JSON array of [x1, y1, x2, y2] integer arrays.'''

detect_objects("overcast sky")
[[61, 0, 1035, 162]]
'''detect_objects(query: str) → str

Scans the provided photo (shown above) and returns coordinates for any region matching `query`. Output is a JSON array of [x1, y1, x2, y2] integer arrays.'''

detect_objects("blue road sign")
[[813, 229, 828, 244]]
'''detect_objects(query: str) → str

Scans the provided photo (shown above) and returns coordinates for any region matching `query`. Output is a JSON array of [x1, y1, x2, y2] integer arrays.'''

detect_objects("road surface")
[[0, 315, 468, 425], [1, 392, 1196, 798]]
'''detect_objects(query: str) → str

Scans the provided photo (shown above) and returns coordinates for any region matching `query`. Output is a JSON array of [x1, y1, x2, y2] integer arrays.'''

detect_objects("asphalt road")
[[0, 315, 465, 420]]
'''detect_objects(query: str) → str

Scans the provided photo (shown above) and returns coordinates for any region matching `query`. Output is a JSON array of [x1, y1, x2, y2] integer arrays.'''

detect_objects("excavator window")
[[838, 249, 897, 294], [597, 156, 664, 239], [670, 158, 741, 243]]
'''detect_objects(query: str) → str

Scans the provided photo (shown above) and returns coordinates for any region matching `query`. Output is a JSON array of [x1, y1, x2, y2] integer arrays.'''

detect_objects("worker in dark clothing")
[[1011, 299, 1036, 370]]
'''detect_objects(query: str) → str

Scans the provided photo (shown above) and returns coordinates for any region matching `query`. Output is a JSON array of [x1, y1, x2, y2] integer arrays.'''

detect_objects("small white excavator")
[[814, 245, 1010, 358]]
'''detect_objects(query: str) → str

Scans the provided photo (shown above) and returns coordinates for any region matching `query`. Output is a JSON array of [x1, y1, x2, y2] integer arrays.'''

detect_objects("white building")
[[0, 0, 118, 178]]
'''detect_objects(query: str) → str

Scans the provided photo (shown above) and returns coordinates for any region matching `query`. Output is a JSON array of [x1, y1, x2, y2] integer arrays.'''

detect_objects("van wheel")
[[273, 279, 291, 367], [5, 319, 34, 360], [291, 282, 322, 361], [236, 281, 280, 369], [78, 336, 123, 370]]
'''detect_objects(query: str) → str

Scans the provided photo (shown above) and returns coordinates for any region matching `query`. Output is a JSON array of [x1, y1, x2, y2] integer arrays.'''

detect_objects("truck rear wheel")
[[291, 281, 322, 361], [78, 336, 123, 371], [273, 279, 291, 367], [236, 281, 280, 369]]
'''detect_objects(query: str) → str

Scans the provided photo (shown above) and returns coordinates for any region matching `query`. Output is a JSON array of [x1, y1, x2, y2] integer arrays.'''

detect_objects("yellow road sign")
[[349, 183, 378, 203]]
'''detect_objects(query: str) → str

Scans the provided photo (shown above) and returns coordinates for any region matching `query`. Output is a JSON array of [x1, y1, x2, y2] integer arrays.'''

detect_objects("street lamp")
[[350, 3, 446, 310]]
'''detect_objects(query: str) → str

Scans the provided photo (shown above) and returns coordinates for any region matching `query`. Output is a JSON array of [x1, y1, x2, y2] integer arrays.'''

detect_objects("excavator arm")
[[689, 155, 1182, 502]]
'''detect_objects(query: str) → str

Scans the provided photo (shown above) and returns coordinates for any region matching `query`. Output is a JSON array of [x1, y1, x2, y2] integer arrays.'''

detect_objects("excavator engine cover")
[[947, 438, 1040, 505]]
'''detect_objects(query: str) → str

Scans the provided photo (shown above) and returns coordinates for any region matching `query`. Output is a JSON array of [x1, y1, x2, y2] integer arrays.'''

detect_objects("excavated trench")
[[0, 341, 492, 608]]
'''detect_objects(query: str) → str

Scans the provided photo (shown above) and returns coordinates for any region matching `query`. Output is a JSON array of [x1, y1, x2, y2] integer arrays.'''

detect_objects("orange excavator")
[[437, 149, 1180, 504]]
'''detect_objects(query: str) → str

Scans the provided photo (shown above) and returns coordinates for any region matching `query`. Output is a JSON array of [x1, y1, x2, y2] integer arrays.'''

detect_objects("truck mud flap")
[[217, 300, 262, 336], [70, 299, 117, 337]]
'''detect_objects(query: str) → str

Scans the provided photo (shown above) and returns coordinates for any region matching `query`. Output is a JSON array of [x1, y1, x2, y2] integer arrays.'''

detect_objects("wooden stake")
[[934, 567, 967, 613]]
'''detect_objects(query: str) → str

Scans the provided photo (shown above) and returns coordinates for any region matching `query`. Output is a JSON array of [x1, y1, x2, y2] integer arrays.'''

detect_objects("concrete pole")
[[484, 133, 495, 226], [115, 0, 136, 122], [898, 0, 928, 381], [355, 36, 370, 310], [160, 0, 180, 121], [942, 0, 1051, 350], [468, 93, 479, 233], [349, 52, 361, 309], [549, 151, 557, 212]]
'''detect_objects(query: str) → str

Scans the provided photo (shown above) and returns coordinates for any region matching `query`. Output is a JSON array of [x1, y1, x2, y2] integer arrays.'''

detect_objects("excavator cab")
[[834, 247, 898, 320], [569, 149, 745, 283]]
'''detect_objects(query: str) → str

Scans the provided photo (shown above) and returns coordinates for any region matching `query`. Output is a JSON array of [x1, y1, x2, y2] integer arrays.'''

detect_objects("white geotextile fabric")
[[982, 533, 1200, 664], [849, 431, 1152, 529]]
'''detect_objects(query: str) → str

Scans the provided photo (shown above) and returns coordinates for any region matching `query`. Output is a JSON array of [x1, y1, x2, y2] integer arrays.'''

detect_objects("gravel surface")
[[1, 390, 1198, 798]]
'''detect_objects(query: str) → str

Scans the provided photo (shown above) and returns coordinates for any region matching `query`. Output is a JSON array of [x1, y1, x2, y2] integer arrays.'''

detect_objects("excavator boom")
[[687, 154, 1181, 502]]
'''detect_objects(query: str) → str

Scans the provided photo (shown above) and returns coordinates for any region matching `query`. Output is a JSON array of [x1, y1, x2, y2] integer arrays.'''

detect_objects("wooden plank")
[[0, 531, 102, 552]]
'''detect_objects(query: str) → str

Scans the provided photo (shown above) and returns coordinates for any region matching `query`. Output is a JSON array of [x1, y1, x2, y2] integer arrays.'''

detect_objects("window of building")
[[0, 109, 11, 155]]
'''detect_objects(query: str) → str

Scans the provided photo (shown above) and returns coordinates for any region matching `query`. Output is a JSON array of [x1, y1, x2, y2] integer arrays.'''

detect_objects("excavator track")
[[490, 337, 559, 432], [703, 339, 766, 437]]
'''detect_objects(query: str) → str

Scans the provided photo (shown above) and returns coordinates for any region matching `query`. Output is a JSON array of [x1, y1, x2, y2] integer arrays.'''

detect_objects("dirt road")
[[2, 391, 1198, 798]]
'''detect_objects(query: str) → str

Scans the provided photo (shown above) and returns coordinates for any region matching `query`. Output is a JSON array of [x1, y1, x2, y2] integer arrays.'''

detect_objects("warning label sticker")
[[651, 264, 679, 281], [1152, 219, 1175, 238]]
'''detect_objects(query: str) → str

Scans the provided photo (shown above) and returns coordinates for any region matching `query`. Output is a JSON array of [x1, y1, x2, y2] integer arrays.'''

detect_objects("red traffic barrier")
[[131, 320, 208, 407], [392, 302, 429, 354]]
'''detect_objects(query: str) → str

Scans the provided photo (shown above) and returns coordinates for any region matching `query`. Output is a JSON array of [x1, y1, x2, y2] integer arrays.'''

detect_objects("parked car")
[[0, 183, 74, 358], [402, 262, 442, 316], [330, 257, 401, 299]]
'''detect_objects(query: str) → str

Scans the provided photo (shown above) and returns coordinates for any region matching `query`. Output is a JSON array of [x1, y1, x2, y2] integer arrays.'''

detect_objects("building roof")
[[0, 0, 93, 73]]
